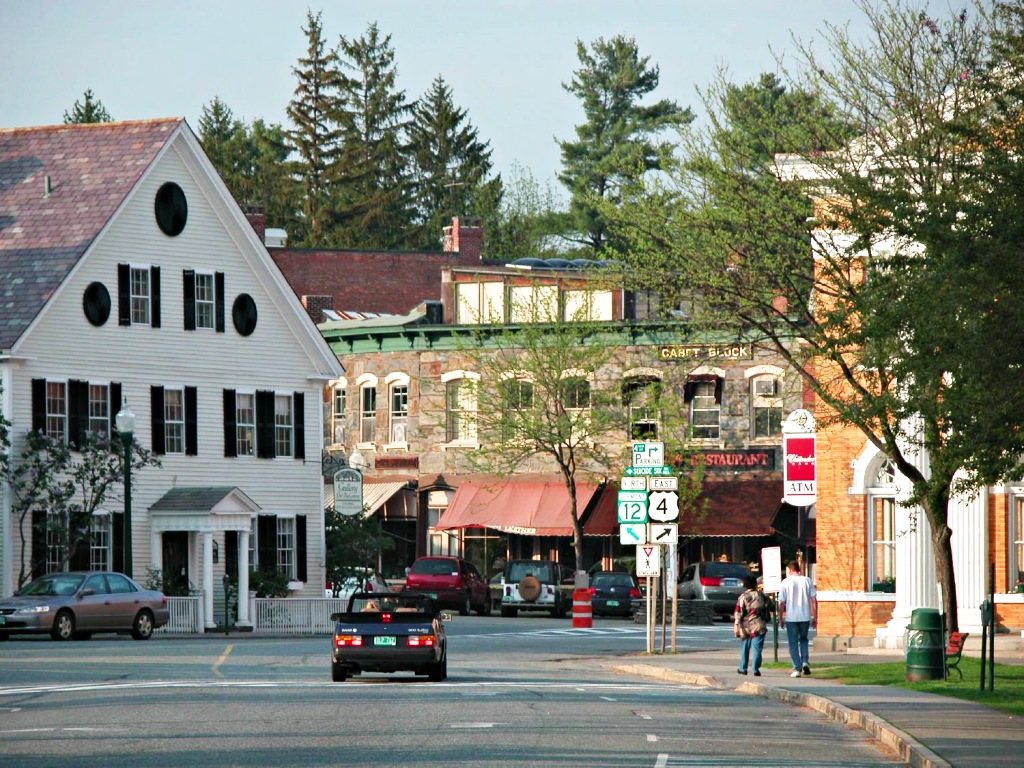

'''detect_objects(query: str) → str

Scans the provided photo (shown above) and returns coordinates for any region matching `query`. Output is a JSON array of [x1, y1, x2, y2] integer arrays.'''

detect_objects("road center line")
[[212, 644, 234, 678]]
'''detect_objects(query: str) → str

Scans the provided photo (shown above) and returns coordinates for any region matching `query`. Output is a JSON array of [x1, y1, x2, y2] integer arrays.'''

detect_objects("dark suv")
[[677, 561, 752, 619], [403, 556, 491, 616]]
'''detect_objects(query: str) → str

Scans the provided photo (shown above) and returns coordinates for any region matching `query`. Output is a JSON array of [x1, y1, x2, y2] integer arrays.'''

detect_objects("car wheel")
[[50, 610, 75, 641], [518, 575, 541, 602], [428, 654, 446, 682], [500, 606, 517, 618], [477, 595, 491, 616], [331, 663, 347, 683], [458, 592, 471, 616], [131, 610, 155, 640], [0, 633, 9, 642]]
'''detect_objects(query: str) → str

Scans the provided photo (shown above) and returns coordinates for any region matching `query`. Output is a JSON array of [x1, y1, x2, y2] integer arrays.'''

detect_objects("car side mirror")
[[440, 612, 452, 622], [80, 588, 95, 597]]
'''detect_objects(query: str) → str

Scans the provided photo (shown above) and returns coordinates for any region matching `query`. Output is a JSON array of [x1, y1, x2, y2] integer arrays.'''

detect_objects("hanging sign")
[[782, 433, 816, 506]]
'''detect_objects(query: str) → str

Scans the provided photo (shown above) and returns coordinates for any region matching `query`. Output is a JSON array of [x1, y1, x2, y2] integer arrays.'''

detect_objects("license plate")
[[373, 636, 396, 646], [722, 579, 741, 587], [607, 600, 619, 607], [0, 616, 5, 625]]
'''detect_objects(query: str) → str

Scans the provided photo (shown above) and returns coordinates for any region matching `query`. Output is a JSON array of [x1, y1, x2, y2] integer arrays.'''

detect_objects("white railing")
[[251, 597, 346, 634], [156, 595, 203, 634]]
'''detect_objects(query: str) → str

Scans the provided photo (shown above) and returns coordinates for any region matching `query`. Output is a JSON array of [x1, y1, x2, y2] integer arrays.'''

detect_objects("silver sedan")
[[0, 571, 170, 641]]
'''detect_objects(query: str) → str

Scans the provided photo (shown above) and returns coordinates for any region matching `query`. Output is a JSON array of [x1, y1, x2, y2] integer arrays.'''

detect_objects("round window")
[[82, 282, 111, 326], [154, 182, 187, 236], [232, 294, 258, 336]]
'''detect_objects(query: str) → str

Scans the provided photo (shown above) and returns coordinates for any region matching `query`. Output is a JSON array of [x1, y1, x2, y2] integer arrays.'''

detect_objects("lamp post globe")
[[115, 401, 136, 578]]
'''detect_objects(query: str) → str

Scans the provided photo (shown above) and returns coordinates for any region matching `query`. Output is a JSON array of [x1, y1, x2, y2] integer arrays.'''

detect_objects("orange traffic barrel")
[[572, 588, 593, 628]]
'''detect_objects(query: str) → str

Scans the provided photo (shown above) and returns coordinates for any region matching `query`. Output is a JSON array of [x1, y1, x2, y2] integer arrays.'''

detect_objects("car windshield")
[[593, 574, 634, 588], [706, 563, 750, 579], [507, 562, 554, 582], [409, 559, 458, 576], [19, 574, 85, 596]]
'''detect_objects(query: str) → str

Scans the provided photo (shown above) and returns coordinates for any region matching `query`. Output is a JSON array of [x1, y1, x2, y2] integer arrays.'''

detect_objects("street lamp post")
[[115, 401, 136, 578]]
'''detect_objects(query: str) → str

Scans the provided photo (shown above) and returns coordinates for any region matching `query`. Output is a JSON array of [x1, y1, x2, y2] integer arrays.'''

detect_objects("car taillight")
[[334, 634, 363, 647], [699, 577, 722, 587], [629, 588, 641, 598], [587, 588, 597, 597], [407, 635, 436, 647]]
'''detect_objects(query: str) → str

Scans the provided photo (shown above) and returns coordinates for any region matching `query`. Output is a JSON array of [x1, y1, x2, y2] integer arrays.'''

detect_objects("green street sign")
[[623, 466, 673, 477]]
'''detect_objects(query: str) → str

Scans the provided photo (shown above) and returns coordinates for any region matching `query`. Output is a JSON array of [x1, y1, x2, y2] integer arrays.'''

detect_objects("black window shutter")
[[223, 389, 237, 458], [31, 378, 46, 433], [109, 383, 122, 434], [68, 379, 88, 448], [117, 263, 131, 326], [293, 392, 305, 460], [183, 269, 196, 331], [683, 381, 696, 404], [255, 390, 275, 459], [215, 272, 225, 333], [296, 515, 307, 582], [69, 533, 90, 570], [151, 386, 165, 455], [31, 510, 47, 579], [150, 267, 161, 328], [225, 530, 238, 578], [112, 513, 124, 574], [257, 515, 277, 571], [714, 377, 724, 405], [185, 386, 198, 456]]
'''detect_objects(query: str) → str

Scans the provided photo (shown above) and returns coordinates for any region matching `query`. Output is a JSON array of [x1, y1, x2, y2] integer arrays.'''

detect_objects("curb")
[[609, 663, 951, 768]]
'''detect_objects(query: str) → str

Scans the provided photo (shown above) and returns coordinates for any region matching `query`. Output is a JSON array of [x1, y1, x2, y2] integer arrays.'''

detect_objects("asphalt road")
[[0, 615, 908, 767]]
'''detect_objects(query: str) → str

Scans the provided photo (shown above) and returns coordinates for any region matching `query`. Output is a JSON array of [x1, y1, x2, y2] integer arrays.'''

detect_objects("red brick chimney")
[[244, 205, 266, 243], [301, 295, 334, 324], [442, 216, 483, 263]]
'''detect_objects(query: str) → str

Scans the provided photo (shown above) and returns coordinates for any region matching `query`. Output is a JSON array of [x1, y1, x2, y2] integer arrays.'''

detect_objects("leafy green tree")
[[331, 22, 414, 249], [482, 162, 566, 261], [557, 35, 693, 255], [408, 75, 496, 249], [6, 429, 159, 589], [324, 505, 394, 593], [286, 9, 344, 247], [610, 0, 1013, 630], [63, 88, 112, 124]]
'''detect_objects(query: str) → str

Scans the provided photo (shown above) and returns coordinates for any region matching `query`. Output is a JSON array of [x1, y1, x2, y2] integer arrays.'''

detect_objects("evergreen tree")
[[286, 9, 344, 247], [198, 96, 246, 186], [408, 75, 495, 249], [332, 22, 415, 249], [63, 89, 112, 124], [558, 36, 693, 255]]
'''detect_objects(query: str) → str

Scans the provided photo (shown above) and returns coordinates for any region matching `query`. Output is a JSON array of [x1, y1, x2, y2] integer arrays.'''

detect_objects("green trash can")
[[905, 608, 944, 681]]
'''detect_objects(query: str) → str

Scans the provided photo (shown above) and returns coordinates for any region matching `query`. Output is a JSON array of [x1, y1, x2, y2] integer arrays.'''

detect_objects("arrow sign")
[[647, 490, 679, 522], [619, 523, 646, 545], [650, 523, 678, 543]]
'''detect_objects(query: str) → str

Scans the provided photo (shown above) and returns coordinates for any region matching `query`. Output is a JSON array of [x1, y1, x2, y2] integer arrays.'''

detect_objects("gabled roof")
[[0, 119, 182, 350]]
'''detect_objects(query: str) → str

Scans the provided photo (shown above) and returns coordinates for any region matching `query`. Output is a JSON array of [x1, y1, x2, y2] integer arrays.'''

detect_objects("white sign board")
[[620, 477, 647, 491], [619, 523, 646, 545], [333, 468, 363, 517], [648, 475, 678, 491], [647, 491, 679, 522], [636, 544, 661, 577], [761, 546, 783, 593], [649, 523, 678, 545], [632, 441, 665, 467]]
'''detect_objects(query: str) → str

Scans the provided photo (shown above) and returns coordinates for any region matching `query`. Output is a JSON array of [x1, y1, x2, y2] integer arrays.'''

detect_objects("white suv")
[[499, 560, 569, 618]]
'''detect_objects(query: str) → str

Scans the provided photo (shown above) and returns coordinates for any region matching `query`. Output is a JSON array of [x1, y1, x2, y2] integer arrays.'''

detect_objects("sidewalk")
[[607, 635, 1024, 768]]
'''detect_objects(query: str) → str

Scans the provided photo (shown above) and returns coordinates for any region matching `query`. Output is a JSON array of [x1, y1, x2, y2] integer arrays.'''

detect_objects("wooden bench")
[[945, 631, 969, 680]]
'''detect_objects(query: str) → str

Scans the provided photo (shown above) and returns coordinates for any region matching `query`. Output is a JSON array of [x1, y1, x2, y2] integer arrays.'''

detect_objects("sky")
[[2, 1, 880, 188]]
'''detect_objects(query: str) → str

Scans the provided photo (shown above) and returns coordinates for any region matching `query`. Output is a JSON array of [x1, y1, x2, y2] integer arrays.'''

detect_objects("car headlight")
[[15, 605, 52, 614]]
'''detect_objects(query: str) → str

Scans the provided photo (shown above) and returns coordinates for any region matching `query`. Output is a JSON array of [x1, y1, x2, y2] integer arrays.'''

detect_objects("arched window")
[[868, 459, 897, 590], [356, 374, 378, 445], [385, 373, 410, 445], [623, 371, 662, 440], [442, 371, 479, 444]]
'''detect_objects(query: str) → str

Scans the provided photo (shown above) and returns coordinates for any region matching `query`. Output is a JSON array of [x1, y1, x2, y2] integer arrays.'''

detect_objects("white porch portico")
[[149, 487, 259, 630]]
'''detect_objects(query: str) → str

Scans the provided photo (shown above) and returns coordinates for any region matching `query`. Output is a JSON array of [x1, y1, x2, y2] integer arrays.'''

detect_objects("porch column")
[[150, 531, 162, 574], [202, 532, 215, 629], [236, 529, 252, 628], [949, 484, 988, 633]]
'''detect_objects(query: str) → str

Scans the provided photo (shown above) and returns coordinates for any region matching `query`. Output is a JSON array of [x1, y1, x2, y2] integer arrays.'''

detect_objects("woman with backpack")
[[733, 575, 770, 676]]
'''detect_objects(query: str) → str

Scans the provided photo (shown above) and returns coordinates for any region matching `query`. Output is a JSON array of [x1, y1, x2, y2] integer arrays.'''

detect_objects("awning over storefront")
[[325, 479, 411, 517], [436, 475, 600, 536], [582, 479, 783, 537]]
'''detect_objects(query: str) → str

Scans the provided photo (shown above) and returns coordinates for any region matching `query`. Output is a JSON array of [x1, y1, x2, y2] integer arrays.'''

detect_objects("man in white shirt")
[[778, 560, 817, 677]]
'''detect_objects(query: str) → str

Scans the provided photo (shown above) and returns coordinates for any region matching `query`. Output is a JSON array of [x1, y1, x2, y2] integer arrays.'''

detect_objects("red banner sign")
[[782, 434, 816, 506]]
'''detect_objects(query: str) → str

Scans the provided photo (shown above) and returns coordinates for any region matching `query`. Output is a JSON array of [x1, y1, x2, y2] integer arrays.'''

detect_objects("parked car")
[[589, 572, 641, 618], [0, 571, 169, 641], [499, 559, 570, 618], [325, 568, 390, 600], [677, 561, 752, 619], [403, 556, 491, 616]]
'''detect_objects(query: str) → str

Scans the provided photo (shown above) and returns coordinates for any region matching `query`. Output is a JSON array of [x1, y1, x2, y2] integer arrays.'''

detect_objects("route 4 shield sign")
[[647, 491, 679, 522], [636, 545, 661, 577]]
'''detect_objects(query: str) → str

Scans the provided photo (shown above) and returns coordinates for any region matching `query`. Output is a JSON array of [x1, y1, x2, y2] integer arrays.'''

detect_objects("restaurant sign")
[[678, 449, 776, 472]]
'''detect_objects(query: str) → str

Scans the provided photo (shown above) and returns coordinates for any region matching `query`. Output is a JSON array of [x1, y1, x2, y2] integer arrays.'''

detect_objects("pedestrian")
[[778, 560, 817, 677], [733, 575, 769, 676]]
